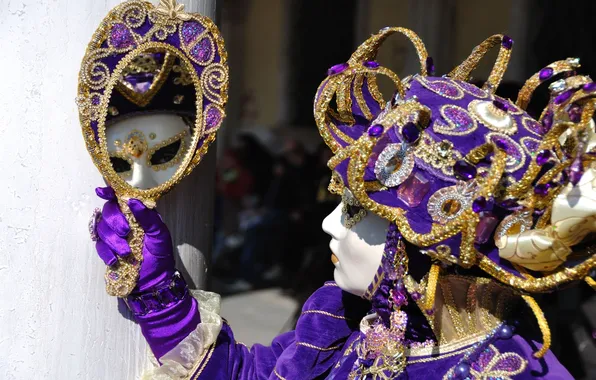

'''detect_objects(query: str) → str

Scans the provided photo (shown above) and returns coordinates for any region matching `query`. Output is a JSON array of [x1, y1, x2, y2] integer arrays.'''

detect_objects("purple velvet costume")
[[82, 2, 593, 379]]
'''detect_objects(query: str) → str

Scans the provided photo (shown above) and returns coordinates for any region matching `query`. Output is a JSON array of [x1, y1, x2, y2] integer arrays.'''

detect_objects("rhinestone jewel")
[[549, 79, 566, 93], [534, 183, 551, 196], [426, 56, 435, 75], [554, 89, 574, 105], [89, 208, 101, 242], [453, 160, 477, 180], [472, 196, 494, 213], [402, 122, 421, 144], [501, 35, 513, 49], [427, 181, 476, 224], [374, 143, 415, 187], [368, 124, 384, 137], [567, 57, 580, 67], [539, 67, 554, 81], [475, 212, 499, 244], [328, 63, 349, 76], [364, 60, 380, 69], [583, 82, 596, 93], [396, 171, 431, 207], [536, 150, 552, 165], [492, 100, 508, 113]]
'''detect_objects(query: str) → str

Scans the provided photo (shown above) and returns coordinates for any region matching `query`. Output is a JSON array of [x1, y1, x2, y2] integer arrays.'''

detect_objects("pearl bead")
[[498, 325, 513, 339], [454, 362, 471, 379]]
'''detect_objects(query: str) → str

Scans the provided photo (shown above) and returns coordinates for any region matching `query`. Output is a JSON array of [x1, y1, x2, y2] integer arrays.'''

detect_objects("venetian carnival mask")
[[76, 0, 228, 296]]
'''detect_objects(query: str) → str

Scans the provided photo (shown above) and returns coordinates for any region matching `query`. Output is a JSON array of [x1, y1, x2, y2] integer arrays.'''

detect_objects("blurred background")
[[210, 1, 596, 378]]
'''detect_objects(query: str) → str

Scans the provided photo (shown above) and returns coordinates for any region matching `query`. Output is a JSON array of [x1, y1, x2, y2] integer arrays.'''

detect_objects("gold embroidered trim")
[[301, 310, 350, 320], [273, 367, 287, 380], [189, 343, 215, 380], [296, 342, 342, 351], [516, 60, 578, 110]]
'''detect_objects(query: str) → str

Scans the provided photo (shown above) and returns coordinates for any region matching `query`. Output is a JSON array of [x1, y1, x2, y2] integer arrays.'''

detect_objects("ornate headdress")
[[315, 27, 596, 374], [77, 0, 228, 297]]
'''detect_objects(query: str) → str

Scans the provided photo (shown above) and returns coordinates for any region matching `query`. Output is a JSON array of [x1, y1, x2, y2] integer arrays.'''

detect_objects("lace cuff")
[[141, 290, 223, 380]]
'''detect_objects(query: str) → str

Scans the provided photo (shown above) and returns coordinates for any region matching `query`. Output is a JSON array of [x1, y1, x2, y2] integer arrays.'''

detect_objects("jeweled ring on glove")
[[89, 207, 101, 242]]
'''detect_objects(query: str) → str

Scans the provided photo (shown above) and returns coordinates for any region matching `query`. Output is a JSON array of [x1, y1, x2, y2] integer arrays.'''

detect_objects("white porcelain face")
[[106, 114, 191, 190], [322, 199, 389, 297]]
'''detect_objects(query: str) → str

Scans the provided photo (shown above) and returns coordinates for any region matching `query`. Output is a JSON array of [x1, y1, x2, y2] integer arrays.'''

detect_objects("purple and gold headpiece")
[[315, 27, 596, 294], [76, 0, 228, 297], [76, 0, 228, 202]]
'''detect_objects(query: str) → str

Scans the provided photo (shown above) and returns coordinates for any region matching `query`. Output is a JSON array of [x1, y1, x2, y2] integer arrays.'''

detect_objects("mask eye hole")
[[110, 156, 132, 173], [341, 190, 367, 228], [149, 139, 182, 166]]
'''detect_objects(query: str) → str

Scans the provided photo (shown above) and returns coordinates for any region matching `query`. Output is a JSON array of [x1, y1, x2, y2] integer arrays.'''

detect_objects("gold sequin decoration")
[[146, 129, 188, 171]]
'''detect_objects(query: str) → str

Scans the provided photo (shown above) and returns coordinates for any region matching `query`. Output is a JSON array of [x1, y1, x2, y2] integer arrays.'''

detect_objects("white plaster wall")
[[0, 1, 216, 378]]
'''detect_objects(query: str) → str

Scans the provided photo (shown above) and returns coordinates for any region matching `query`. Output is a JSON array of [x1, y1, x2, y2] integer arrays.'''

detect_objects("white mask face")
[[105, 114, 191, 190], [322, 197, 389, 297]]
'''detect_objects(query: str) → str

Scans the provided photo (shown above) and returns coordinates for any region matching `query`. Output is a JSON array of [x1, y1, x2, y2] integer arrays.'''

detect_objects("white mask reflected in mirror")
[[106, 114, 191, 190], [322, 200, 389, 297]]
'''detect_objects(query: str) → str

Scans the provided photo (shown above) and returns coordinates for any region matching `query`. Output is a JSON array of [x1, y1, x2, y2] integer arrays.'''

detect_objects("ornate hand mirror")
[[76, 0, 228, 297]]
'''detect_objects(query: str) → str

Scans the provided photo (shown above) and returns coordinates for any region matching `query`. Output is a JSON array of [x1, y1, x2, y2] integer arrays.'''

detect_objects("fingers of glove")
[[127, 199, 166, 235], [96, 239, 118, 266], [96, 217, 131, 256], [95, 186, 117, 201], [101, 201, 130, 237]]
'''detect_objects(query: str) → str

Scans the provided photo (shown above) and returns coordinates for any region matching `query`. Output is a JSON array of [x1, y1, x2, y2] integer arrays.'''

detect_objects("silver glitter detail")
[[427, 181, 477, 224], [374, 143, 414, 187], [494, 210, 533, 242], [566, 57, 580, 68], [89, 207, 101, 242], [549, 79, 567, 93]]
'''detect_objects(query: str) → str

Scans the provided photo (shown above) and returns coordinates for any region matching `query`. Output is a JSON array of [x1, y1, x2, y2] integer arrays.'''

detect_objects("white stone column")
[[0, 0, 217, 378]]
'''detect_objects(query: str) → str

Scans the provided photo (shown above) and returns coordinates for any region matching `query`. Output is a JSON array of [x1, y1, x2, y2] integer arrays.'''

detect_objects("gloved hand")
[[94, 186, 201, 360], [95, 186, 175, 293]]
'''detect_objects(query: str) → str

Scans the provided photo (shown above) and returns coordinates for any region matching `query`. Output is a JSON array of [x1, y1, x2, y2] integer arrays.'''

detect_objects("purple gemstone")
[[475, 212, 499, 244], [472, 196, 494, 213], [396, 171, 431, 207], [533, 208, 546, 216], [181, 21, 206, 45], [124, 72, 155, 94], [363, 60, 380, 69], [554, 89, 574, 104], [497, 325, 514, 339], [426, 57, 435, 75], [328, 63, 349, 76], [411, 291, 422, 301], [502, 35, 514, 49], [109, 23, 136, 49], [392, 291, 407, 307], [583, 82, 596, 93], [108, 272, 119, 281], [191, 37, 213, 63], [499, 198, 520, 210], [368, 124, 384, 137], [534, 183, 551, 196], [127, 298, 146, 315], [568, 103, 582, 122], [402, 122, 420, 143], [454, 363, 471, 379], [493, 137, 508, 151], [206, 107, 222, 130], [157, 287, 179, 306], [539, 67, 554, 81], [453, 160, 477, 180], [492, 100, 508, 112], [570, 158, 584, 186], [542, 111, 553, 130], [536, 150, 552, 165]]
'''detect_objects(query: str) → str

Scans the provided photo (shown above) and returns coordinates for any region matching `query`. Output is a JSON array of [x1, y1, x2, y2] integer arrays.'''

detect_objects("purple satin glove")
[[95, 186, 176, 292], [94, 186, 201, 360]]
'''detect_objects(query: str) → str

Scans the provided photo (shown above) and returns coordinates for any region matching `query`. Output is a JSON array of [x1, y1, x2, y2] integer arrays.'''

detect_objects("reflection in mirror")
[[106, 114, 191, 189], [104, 49, 197, 191]]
